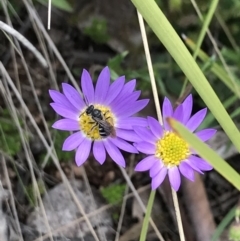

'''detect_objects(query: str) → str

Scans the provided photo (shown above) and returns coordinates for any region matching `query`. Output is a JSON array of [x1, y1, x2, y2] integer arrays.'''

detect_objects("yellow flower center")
[[155, 131, 190, 167], [78, 104, 115, 140]]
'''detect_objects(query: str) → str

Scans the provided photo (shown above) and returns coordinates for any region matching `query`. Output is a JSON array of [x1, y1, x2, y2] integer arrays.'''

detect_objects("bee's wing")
[[96, 119, 112, 129], [103, 119, 116, 137], [92, 117, 104, 125], [94, 118, 116, 137], [110, 127, 116, 137]]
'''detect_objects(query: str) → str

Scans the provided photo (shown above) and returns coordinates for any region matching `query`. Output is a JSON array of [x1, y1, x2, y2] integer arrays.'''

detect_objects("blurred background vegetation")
[[1, 0, 240, 240], [2, 0, 240, 156]]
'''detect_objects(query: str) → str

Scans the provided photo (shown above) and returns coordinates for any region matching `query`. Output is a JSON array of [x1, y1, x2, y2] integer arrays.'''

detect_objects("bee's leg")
[[79, 110, 86, 118], [87, 122, 99, 136], [89, 122, 98, 132], [104, 110, 113, 120], [103, 111, 114, 127], [104, 114, 111, 121], [103, 110, 110, 117]]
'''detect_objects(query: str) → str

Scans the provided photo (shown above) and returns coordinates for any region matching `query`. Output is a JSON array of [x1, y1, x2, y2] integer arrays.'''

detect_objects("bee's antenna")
[[83, 94, 89, 106], [79, 95, 90, 118]]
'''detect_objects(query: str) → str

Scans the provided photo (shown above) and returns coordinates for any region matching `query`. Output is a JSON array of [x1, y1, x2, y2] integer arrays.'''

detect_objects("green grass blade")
[[180, 0, 219, 96], [131, 0, 240, 153], [211, 206, 236, 241], [168, 118, 240, 191], [184, 36, 240, 95], [193, 0, 219, 60]]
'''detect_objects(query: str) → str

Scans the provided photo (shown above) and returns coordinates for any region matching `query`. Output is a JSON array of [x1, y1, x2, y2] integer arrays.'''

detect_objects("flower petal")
[[81, 69, 94, 104], [75, 138, 92, 166], [105, 76, 125, 105], [151, 167, 167, 190], [49, 90, 77, 110], [109, 137, 138, 153], [173, 105, 184, 123], [52, 119, 80, 131], [93, 141, 106, 165], [184, 159, 204, 174], [62, 132, 85, 151], [50, 103, 79, 120], [168, 167, 181, 191], [147, 116, 163, 138], [119, 99, 149, 118], [134, 141, 155, 154], [104, 140, 126, 167], [116, 117, 147, 130], [62, 83, 85, 110], [134, 155, 157, 171], [188, 155, 213, 171], [181, 94, 193, 124], [110, 79, 136, 105], [49, 89, 63, 103], [94, 67, 110, 103], [179, 162, 194, 181], [134, 126, 157, 144], [195, 129, 217, 142], [119, 79, 136, 97], [113, 91, 141, 114], [124, 79, 136, 93], [150, 160, 164, 178], [116, 129, 142, 142], [162, 97, 173, 130], [186, 108, 207, 132]]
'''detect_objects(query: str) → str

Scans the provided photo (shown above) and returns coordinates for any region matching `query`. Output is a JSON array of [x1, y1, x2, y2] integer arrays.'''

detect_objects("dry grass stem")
[[0, 20, 47, 67], [137, 11, 163, 125], [137, 11, 186, 241]]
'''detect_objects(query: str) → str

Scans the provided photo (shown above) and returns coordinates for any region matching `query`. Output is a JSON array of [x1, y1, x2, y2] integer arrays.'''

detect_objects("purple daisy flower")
[[134, 94, 216, 191], [49, 67, 149, 167]]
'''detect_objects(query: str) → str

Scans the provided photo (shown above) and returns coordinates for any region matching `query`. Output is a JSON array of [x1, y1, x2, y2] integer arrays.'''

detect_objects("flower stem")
[[139, 190, 156, 241], [171, 188, 186, 241]]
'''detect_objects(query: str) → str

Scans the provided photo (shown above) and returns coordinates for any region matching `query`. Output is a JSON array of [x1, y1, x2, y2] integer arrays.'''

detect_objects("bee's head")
[[86, 105, 102, 119], [86, 105, 94, 115]]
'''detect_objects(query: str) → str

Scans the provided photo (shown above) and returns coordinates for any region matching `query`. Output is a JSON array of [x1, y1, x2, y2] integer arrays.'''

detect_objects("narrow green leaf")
[[168, 118, 240, 191], [192, 0, 219, 60], [131, 0, 240, 154], [184, 36, 240, 95], [211, 206, 236, 241], [180, 0, 219, 96]]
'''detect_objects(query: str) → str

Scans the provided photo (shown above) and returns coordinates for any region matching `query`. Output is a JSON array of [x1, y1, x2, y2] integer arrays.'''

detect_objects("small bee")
[[84, 105, 116, 138]]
